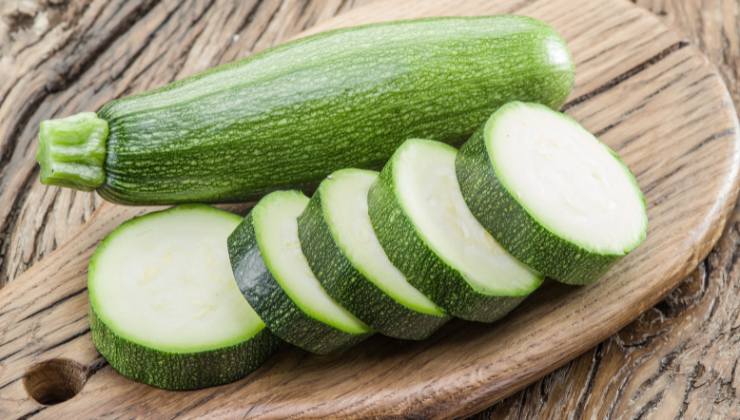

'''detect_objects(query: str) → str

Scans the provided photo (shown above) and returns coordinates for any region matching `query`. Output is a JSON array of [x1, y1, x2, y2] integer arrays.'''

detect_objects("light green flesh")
[[88, 206, 264, 353], [394, 140, 541, 295], [321, 169, 444, 316], [37, 112, 108, 190], [488, 102, 648, 254], [253, 191, 369, 334]]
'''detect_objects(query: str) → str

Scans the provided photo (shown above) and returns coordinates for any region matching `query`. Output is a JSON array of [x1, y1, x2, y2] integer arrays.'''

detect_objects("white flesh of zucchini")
[[395, 140, 540, 295], [89, 206, 263, 353], [323, 169, 443, 315], [490, 103, 647, 253], [253, 192, 369, 334]]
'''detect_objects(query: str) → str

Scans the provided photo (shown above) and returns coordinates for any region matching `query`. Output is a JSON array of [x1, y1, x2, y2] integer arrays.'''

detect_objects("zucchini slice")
[[298, 169, 450, 340], [368, 139, 543, 322], [228, 190, 372, 354], [88, 205, 279, 390], [456, 102, 648, 284]]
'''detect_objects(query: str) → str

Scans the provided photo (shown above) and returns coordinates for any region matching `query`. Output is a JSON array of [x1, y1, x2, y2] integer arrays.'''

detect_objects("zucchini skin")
[[367, 146, 530, 323], [94, 16, 573, 204], [90, 297, 280, 390], [456, 124, 619, 285], [228, 212, 371, 355], [297, 187, 450, 340]]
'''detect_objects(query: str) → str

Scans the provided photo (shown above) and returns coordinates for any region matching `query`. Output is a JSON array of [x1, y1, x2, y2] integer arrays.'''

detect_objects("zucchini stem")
[[36, 112, 109, 191]]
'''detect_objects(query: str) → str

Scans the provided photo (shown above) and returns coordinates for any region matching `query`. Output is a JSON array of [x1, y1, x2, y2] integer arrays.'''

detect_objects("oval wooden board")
[[1, 0, 738, 418]]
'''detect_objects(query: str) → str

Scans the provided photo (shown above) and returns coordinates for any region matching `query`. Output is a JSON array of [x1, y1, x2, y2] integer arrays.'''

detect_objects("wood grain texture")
[[477, 1, 740, 418], [0, 0, 738, 418]]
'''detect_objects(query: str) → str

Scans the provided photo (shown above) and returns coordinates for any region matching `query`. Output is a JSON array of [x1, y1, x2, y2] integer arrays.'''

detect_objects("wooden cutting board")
[[1, 0, 738, 418]]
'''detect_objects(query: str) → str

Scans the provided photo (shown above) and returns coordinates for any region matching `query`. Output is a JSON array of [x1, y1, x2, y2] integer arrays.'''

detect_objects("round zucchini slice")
[[88, 205, 279, 390], [456, 101, 648, 284], [298, 169, 450, 340], [228, 190, 372, 354], [368, 139, 543, 322]]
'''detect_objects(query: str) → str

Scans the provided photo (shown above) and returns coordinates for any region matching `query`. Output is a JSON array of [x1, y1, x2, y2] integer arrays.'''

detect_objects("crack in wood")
[[572, 343, 605, 419], [562, 41, 689, 111], [633, 390, 664, 420], [18, 287, 86, 322]]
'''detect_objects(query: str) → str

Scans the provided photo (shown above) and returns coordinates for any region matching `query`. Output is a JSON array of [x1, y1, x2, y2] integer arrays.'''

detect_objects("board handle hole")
[[23, 359, 87, 405]]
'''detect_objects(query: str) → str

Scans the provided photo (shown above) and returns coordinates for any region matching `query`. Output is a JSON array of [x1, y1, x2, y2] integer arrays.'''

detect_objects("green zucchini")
[[368, 139, 543, 322], [37, 16, 573, 204], [456, 102, 648, 285], [228, 190, 372, 354], [88, 205, 279, 390], [297, 168, 450, 340]]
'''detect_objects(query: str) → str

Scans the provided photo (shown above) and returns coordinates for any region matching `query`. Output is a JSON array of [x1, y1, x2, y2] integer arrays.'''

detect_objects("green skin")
[[297, 187, 450, 340], [90, 307, 280, 390], [455, 104, 647, 285], [37, 15, 574, 204], [367, 147, 539, 323], [228, 212, 372, 355], [87, 205, 280, 390]]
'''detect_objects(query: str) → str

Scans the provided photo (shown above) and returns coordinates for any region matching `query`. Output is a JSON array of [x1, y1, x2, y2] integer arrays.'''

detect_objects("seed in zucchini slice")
[[298, 168, 450, 340], [368, 139, 543, 322], [456, 101, 648, 285], [88, 205, 279, 390], [228, 190, 372, 355]]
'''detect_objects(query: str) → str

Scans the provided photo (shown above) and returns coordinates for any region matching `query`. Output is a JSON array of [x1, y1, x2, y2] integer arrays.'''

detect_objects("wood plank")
[[0, 0, 737, 418]]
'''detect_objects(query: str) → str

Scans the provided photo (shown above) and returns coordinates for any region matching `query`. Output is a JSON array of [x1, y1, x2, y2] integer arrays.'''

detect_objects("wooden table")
[[0, 1, 737, 418]]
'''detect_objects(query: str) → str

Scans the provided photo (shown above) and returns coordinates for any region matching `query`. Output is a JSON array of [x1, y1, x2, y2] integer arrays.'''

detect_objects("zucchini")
[[368, 139, 543, 322], [228, 190, 372, 354], [36, 16, 573, 204], [456, 102, 648, 285], [298, 169, 450, 340], [88, 205, 279, 390]]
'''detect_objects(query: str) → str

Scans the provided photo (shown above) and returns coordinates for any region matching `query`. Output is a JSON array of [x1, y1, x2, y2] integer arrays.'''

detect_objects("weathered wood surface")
[[0, 0, 737, 418], [478, 1, 740, 418]]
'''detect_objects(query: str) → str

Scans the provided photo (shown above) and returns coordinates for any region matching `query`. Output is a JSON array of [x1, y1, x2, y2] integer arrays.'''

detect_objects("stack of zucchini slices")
[[226, 101, 646, 359], [90, 102, 647, 390]]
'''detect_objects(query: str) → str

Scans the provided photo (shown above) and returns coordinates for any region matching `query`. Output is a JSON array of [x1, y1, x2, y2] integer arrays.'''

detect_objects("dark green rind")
[[367, 151, 530, 323], [228, 213, 371, 354], [89, 305, 280, 390], [297, 188, 450, 340], [90, 15, 573, 204], [456, 126, 619, 285]]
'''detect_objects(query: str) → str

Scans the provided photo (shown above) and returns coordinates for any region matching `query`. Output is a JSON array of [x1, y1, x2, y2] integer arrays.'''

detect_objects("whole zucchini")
[[37, 16, 574, 204]]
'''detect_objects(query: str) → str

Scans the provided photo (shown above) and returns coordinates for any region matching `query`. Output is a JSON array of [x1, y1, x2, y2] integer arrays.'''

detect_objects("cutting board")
[[1, 0, 739, 418]]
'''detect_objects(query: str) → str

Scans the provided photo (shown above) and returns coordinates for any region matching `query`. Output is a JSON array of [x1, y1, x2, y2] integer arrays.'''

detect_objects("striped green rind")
[[90, 306, 279, 390], [85, 15, 572, 204], [455, 104, 646, 285], [297, 179, 450, 340], [367, 143, 535, 323], [228, 209, 371, 354]]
